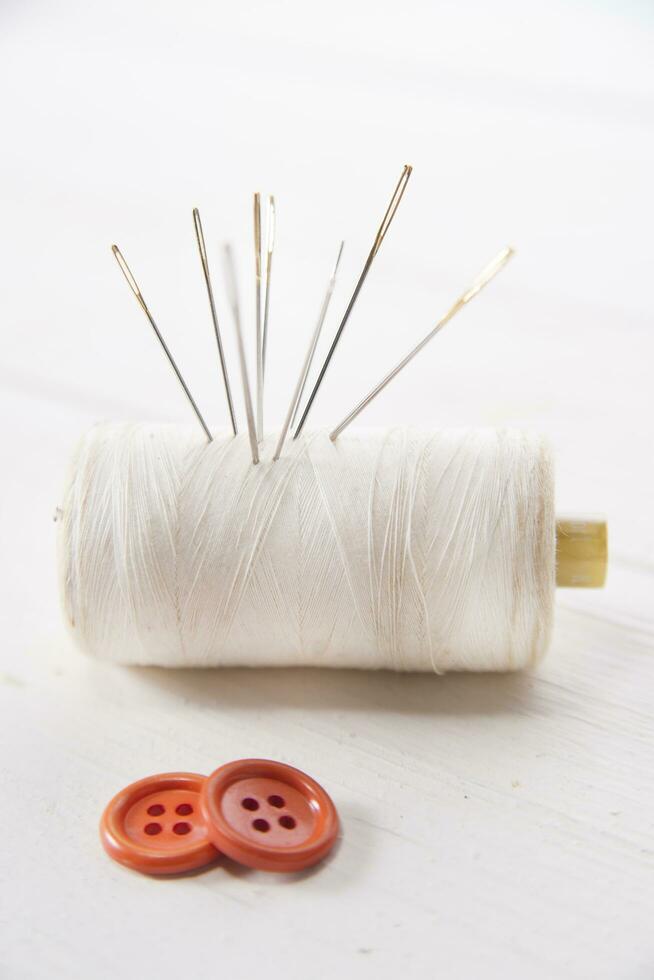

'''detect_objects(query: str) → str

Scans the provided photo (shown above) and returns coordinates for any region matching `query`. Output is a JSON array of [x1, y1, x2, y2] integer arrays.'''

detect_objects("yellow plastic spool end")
[[556, 516, 608, 588]]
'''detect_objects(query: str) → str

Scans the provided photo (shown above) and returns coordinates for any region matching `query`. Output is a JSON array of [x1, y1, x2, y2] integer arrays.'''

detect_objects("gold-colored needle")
[[111, 245, 213, 442], [329, 246, 515, 441], [223, 244, 259, 464], [293, 164, 413, 438], [192, 208, 237, 435]]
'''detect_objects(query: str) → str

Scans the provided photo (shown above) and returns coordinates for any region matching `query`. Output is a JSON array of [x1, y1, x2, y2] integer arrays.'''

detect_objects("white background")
[[1, 1, 653, 977]]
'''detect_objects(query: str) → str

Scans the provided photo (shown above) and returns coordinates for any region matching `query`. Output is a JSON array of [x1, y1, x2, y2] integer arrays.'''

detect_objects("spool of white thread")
[[58, 424, 556, 672]]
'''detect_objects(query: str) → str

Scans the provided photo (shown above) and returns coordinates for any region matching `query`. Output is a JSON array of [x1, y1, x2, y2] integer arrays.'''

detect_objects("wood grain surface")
[[0, 1, 652, 977]]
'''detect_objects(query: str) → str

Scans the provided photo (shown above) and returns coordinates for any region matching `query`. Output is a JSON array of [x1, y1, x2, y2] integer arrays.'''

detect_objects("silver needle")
[[223, 244, 259, 464], [273, 241, 344, 461], [293, 164, 412, 438], [262, 195, 275, 381], [329, 246, 515, 441], [290, 239, 344, 432], [254, 193, 263, 442], [111, 245, 213, 442], [192, 208, 237, 436]]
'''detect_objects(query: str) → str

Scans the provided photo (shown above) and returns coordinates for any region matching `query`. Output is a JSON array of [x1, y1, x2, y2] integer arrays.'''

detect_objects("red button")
[[100, 772, 220, 875], [200, 759, 339, 872]]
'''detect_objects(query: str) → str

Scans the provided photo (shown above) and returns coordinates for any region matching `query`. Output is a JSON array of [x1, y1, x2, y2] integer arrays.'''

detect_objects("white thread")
[[58, 424, 555, 672]]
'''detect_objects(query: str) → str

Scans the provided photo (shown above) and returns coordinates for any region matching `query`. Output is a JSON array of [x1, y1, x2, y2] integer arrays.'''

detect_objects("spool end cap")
[[556, 516, 608, 588]]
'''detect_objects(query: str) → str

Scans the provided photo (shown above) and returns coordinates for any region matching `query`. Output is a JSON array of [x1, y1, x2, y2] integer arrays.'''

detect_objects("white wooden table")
[[1, 1, 652, 977]]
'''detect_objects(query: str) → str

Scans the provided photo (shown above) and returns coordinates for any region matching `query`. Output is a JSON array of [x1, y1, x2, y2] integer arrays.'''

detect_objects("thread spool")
[[58, 423, 606, 673]]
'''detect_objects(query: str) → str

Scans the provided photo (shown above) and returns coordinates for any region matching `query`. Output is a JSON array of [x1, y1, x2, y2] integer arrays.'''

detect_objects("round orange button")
[[100, 772, 220, 875], [200, 759, 339, 872]]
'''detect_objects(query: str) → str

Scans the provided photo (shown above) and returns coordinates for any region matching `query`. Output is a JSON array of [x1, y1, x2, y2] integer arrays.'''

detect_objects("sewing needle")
[[329, 246, 514, 441], [254, 193, 263, 442], [111, 245, 213, 442], [223, 244, 259, 464], [273, 240, 345, 461], [192, 208, 238, 436], [262, 195, 275, 384], [293, 164, 412, 438]]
